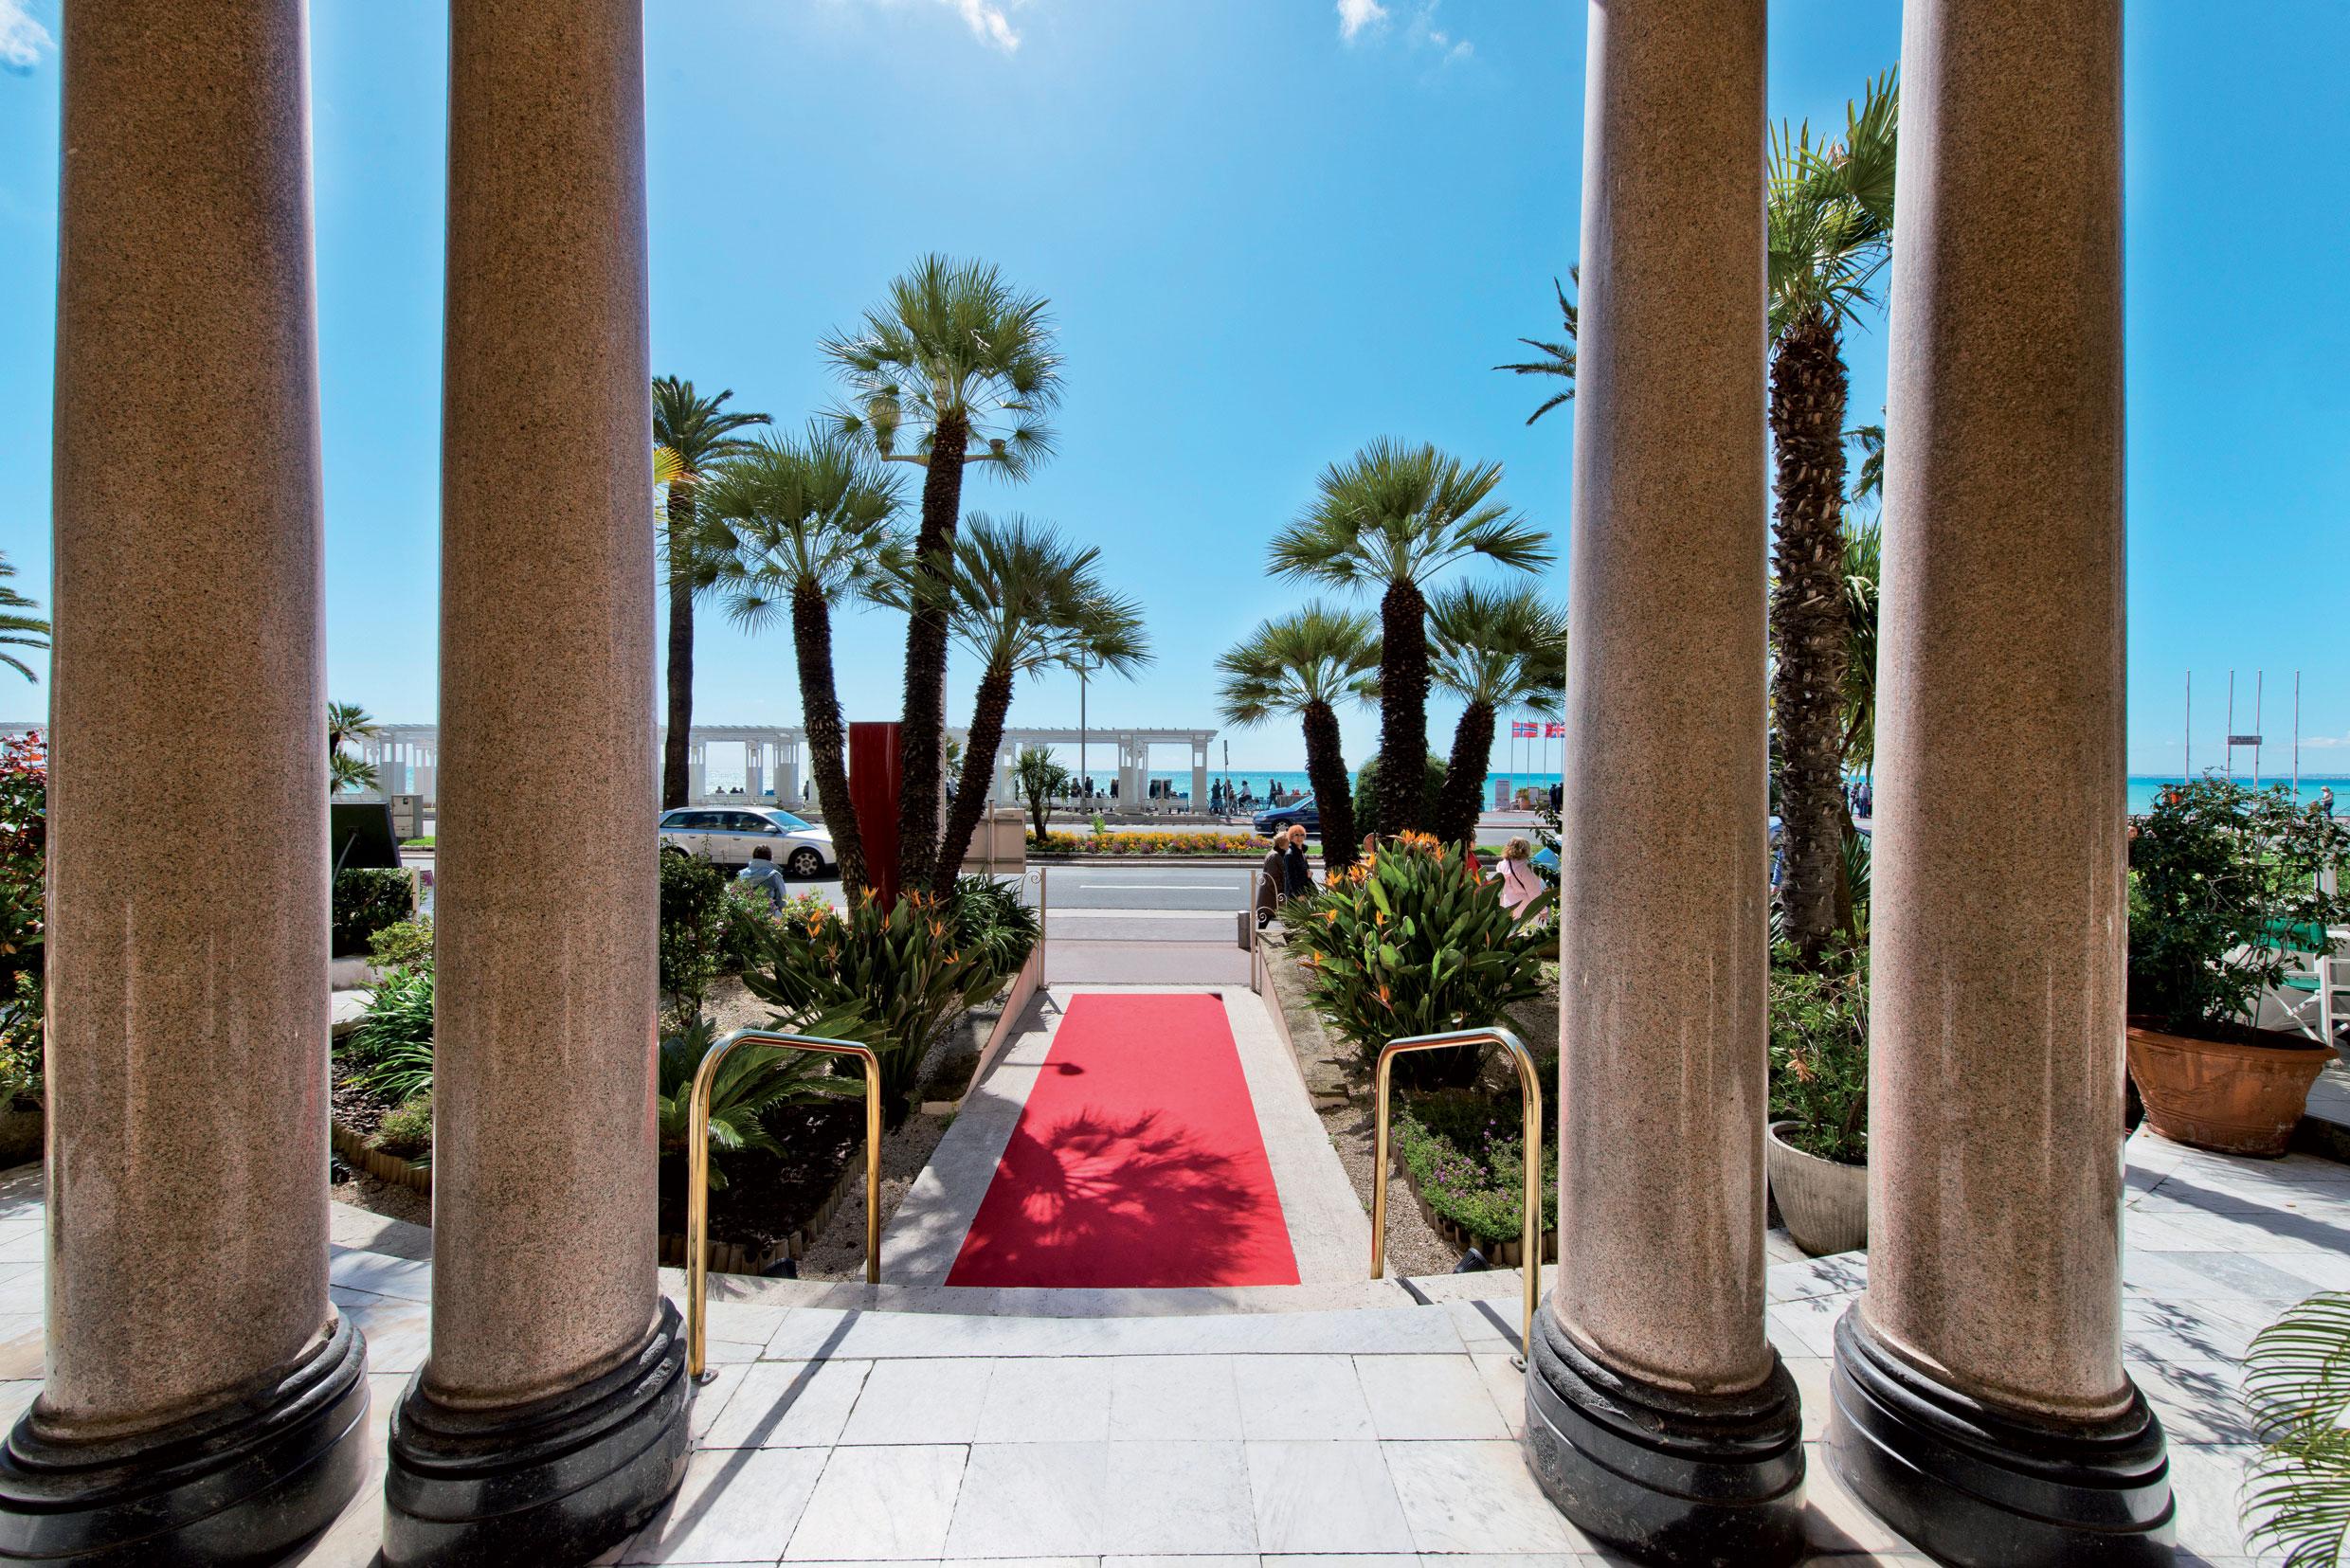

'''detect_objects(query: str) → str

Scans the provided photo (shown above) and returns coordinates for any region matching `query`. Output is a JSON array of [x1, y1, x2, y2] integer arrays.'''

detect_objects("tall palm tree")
[[824, 256, 1062, 892], [700, 428, 907, 894], [328, 701, 378, 794], [1493, 269, 1579, 426], [1426, 586, 1566, 848], [0, 555, 48, 684], [877, 515, 1144, 881], [1767, 69, 1897, 964], [1838, 514, 1881, 778], [1268, 440, 1552, 837], [653, 377, 771, 810], [1215, 607, 1378, 874]]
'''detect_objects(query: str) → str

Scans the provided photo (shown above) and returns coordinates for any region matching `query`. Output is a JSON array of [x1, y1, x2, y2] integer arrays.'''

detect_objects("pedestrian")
[[2320, 785, 2337, 820], [1283, 823, 1314, 900], [1256, 835, 1286, 928], [1496, 837, 1544, 920], [736, 845, 787, 912]]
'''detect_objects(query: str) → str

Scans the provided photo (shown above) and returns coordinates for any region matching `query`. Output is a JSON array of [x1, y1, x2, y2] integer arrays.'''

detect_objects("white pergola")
[[978, 727, 1215, 810]]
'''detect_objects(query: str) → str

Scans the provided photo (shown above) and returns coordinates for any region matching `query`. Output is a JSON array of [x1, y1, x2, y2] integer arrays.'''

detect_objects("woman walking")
[[1496, 836, 1546, 920]]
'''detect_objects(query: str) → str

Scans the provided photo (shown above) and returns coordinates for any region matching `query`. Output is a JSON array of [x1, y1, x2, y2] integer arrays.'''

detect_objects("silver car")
[[658, 806, 834, 877]]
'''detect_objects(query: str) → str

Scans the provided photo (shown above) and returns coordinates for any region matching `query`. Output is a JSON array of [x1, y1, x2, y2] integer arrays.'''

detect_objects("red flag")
[[1544, 722, 1567, 738]]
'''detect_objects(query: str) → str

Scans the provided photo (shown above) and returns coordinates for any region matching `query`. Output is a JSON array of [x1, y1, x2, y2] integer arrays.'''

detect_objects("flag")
[[1544, 722, 1566, 738], [1511, 721, 1539, 738]]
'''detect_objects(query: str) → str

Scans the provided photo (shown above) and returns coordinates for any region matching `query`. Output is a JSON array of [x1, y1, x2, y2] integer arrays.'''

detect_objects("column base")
[[1827, 1310, 2175, 1567], [0, 1308, 370, 1568], [1524, 1303, 1806, 1568], [383, 1299, 688, 1568]]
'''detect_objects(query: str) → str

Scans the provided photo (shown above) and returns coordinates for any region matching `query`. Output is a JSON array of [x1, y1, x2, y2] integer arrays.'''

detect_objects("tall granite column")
[[1523, 3, 1801, 1563], [380, 0, 685, 1561], [1825, 2, 2173, 1561], [0, 1, 371, 1561]]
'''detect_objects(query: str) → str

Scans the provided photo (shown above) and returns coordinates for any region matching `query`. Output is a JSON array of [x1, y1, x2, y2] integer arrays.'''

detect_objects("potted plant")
[[1766, 941, 1869, 1256], [2126, 779, 2350, 1157]]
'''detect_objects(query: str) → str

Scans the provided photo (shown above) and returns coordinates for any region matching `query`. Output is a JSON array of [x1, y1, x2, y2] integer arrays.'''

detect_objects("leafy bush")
[[372, 1095, 433, 1161], [367, 918, 434, 970], [747, 888, 1002, 1122], [2243, 1289, 2350, 1567], [1392, 1087, 1556, 1248], [1767, 941, 1868, 1163], [1029, 830, 1267, 856], [950, 875, 1039, 975], [2128, 779, 2350, 1037], [779, 890, 832, 927], [1351, 751, 1447, 831], [1281, 832, 1548, 1088], [718, 881, 779, 975], [0, 733, 44, 1026], [653, 1013, 873, 1189], [333, 868, 416, 957], [350, 961, 435, 1104], [0, 974, 40, 1109], [659, 852, 732, 1020]]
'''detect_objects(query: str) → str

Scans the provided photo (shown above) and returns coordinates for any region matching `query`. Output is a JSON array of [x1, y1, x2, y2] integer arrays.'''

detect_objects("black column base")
[[0, 1307, 370, 1567], [383, 1299, 689, 1568], [1523, 1301, 1806, 1567], [1827, 1309, 2176, 1567]]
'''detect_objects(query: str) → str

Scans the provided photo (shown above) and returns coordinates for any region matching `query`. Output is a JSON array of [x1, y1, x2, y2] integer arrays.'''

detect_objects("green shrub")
[[653, 1012, 874, 1189], [1392, 1087, 1557, 1248], [0, 973, 41, 1109], [333, 868, 416, 957], [1767, 941, 1868, 1163], [371, 1095, 433, 1161], [747, 887, 1002, 1122], [351, 961, 435, 1104], [950, 875, 1039, 975], [659, 852, 731, 1020], [1351, 752, 1446, 831], [2128, 779, 2350, 1036], [0, 734, 45, 1072], [717, 881, 779, 975], [1281, 832, 1548, 1088], [367, 918, 434, 970]]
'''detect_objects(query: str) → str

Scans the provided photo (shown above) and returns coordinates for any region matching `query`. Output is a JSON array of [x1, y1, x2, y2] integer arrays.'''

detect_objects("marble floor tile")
[[1101, 1438, 1256, 1556], [1380, 1440, 1586, 1555], [1236, 1355, 1375, 1441], [624, 1445, 828, 1564], [1245, 1440, 1416, 1556], [699, 1358, 872, 1450], [841, 1358, 994, 1446], [1354, 1355, 1511, 1441], [974, 1356, 1113, 1443], [1108, 1353, 1243, 1441], [785, 1444, 968, 1561], [943, 1440, 1107, 1558]]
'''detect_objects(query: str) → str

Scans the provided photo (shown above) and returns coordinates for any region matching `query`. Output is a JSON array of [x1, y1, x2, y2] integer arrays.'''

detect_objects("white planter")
[[1767, 1120, 1867, 1257]]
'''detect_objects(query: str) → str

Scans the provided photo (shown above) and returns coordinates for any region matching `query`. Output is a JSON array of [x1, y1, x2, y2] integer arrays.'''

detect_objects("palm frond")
[[2244, 1291, 2350, 1567]]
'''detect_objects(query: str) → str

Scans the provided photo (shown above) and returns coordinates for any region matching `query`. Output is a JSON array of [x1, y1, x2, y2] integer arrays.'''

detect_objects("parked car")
[[659, 806, 834, 877], [1253, 796, 1319, 835]]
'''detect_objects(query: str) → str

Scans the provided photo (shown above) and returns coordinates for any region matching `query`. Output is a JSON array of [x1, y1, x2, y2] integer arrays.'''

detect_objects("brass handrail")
[[1371, 1026, 1545, 1364], [686, 1028, 882, 1380]]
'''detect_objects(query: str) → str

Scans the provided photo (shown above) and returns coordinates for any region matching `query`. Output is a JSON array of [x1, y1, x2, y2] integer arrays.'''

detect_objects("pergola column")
[[382, 0, 685, 1561], [1526, 2, 1801, 1562], [0, 1, 371, 1559], [1826, 1, 2173, 1559]]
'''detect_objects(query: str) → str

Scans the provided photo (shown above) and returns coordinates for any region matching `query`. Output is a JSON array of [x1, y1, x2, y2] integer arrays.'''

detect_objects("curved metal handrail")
[[686, 1028, 882, 1380], [1371, 1026, 1545, 1364]]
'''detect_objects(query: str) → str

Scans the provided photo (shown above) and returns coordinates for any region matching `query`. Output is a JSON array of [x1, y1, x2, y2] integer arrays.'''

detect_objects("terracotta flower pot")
[[2125, 1018, 2329, 1158], [1766, 1120, 1867, 1257]]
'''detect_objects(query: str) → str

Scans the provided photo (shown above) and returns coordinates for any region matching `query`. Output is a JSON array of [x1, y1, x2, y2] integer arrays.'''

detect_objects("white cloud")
[[942, 0, 1020, 51], [1336, 0, 1389, 43], [0, 0, 52, 75], [2305, 731, 2350, 750]]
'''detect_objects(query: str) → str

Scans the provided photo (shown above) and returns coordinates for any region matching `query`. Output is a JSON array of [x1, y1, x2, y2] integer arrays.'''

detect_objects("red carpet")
[[946, 993, 1301, 1289]]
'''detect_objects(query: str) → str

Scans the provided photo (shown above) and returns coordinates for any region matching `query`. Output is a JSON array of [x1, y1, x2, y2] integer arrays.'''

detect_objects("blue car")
[[1253, 796, 1320, 835]]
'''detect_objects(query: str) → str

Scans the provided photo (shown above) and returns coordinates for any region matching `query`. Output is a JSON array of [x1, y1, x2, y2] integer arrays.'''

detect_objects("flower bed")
[[1390, 1087, 1558, 1263], [1029, 830, 1270, 856]]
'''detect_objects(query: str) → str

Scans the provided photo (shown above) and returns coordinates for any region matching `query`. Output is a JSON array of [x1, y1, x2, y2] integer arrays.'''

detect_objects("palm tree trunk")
[[937, 662, 1015, 883], [1435, 700, 1495, 849], [895, 412, 970, 892], [791, 579, 865, 894], [1769, 310, 1853, 964], [660, 485, 698, 810], [1376, 579, 1431, 837], [1301, 699, 1358, 875]]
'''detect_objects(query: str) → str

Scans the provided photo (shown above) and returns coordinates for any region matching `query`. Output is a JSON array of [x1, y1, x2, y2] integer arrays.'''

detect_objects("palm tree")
[[1767, 69, 1897, 964], [1216, 608, 1378, 874], [1012, 746, 1070, 842], [1839, 514, 1881, 778], [823, 256, 1062, 892], [328, 702, 379, 794], [1268, 440, 1552, 837], [0, 555, 49, 683], [1493, 269, 1579, 425], [700, 428, 907, 894], [1426, 586, 1566, 848], [653, 377, 771, 810], [883, 516, 1145, 882]]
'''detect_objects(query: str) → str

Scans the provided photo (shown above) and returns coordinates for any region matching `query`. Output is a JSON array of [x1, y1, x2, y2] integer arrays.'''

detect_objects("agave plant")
[[653, 1011, 872, 1190], [2244, 1290, 2350, 1566], [350, 960, 436, 1104]]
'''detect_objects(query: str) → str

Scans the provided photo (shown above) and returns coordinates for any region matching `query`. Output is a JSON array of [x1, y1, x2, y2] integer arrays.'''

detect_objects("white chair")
[[2275, 924, 2350, 1050]]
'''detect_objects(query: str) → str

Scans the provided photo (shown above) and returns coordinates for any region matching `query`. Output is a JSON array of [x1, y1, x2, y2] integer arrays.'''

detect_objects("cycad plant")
[[1215, 607, 1378, 874], [876, 515, 1148, 881], [1426, 586, 1566, 849], [1493, 269, 1579, 426], [2244, 1290, 2350, 1566], [1767, 69, 1897, 964], [1269, 441, 1552, 838], [653, 1012, 872, 1190], [0, 555, 49, 683], [701, 428, 907, 893], [824, 257, 1062, 892], [653, 377, 771, 810]]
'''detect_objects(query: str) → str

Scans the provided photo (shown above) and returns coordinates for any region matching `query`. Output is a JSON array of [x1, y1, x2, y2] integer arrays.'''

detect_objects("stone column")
[[1524, 3, 1801, 1563], [0, 2, 371, 1560], [381, 1, 686, 1561], [1825, 2, 2173, 1560]]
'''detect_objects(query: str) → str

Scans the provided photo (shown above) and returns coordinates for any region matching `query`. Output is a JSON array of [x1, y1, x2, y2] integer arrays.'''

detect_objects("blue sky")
[[1, 1, 2344, 779]]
